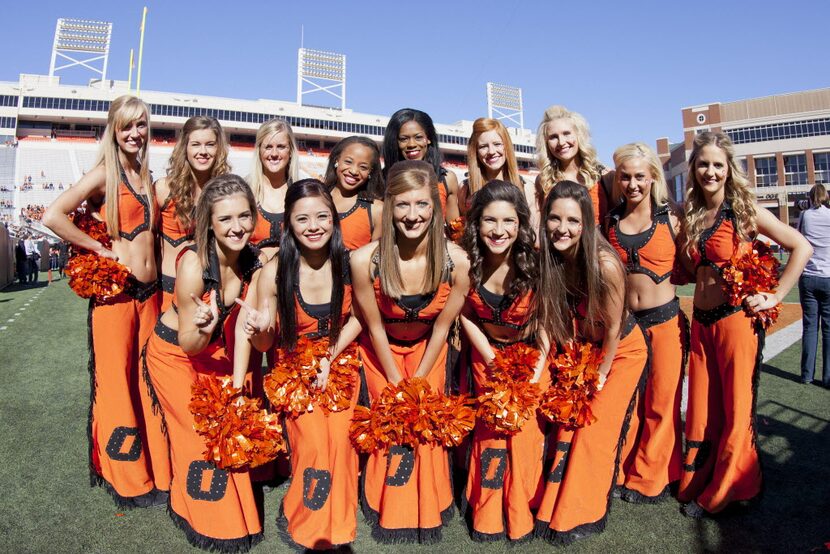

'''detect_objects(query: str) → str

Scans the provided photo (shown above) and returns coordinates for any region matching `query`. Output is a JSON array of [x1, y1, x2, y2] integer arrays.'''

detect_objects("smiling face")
[[336, 143, 374, 193], [476, 130, 506, 178], [289, 196, 334, 252], [392, 183, 434, 240], [545, 118, 579, 164], [186, 128, 218, 176], [211, 193, 254, 252], [259, 131, 291, 178], [694, 144, 729, 200], [398, 120, 431, 161], [617, 157, 653, 206], [116, 115, 149, 156], [546, 197, 583, 258], [479, 200, 518, 257]]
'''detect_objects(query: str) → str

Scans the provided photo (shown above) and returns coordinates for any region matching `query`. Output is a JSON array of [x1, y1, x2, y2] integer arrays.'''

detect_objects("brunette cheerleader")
[[676, 132, 811, 518], [535, 105, 612, 225], [382, 108, 461, 222], [606, 143, 686, 502], [350, 160, 470, 542], [534, 181, 649, 543], [322, 136, 384, 250], [233, 180, 363, 550], [143, 175, 264, 551], [459, 118, 541, 229], [156, 116, 230, 312], [43, 95, 167, 507], [460, 180, 549, 541], [248, 118, 300, 260]]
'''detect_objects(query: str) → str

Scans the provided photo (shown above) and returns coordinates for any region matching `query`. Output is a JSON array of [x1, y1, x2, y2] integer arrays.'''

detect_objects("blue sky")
[[4, 0, 830, 163]]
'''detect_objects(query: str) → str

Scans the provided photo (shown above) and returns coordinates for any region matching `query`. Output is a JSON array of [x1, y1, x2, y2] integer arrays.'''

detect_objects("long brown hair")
[[97, 95, 153, 239], [193, 174, 257, 269], [377, 160, 446, 298], [466, 118, 521, 196], [537, 180, 624, 345], [166, 116, 231, 230]]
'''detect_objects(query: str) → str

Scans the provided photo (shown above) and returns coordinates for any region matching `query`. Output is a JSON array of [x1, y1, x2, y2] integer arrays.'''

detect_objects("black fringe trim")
[[534, 516, 608, 545], [620, 483, 673, 504], [167, 502, 263, 553], [140, 342, 168, 438], [86, 299, 98, 487], [89, 476, 164, 510], [359, 461, 454, 544]]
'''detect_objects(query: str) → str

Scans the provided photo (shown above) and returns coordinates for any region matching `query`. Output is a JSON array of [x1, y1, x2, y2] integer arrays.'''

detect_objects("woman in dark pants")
[[798, 183, 830, 387]]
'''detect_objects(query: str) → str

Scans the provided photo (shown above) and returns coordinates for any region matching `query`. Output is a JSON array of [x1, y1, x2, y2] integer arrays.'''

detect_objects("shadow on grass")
[[762, 362, 804, 384]]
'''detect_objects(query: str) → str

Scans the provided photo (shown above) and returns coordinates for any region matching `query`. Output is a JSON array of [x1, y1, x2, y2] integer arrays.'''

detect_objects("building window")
[[784, 154, 807, 185], [754, 157, 777, 187], [815, 152, 830, 185]]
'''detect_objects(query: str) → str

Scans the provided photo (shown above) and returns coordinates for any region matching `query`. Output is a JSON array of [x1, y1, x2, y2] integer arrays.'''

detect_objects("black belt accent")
[[634, 297, 680, 329], [154, 319, 179, 346], [386, 333, 429, 347], [125, 277, 159, 302], [486, 331, 537, 348], [160, 274, 175, 294], [692, 303, 742, 326]]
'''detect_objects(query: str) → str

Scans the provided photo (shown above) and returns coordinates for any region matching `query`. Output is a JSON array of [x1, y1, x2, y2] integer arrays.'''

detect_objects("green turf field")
[[1, 275, 827, 553]]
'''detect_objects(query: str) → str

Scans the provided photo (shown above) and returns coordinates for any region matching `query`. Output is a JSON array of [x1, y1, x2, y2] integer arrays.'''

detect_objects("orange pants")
[[279, 374, 360, 550], [678, 305, 763, 514], [536, 323, 648, 543], [359, 334, 454, 543], [144, 322, 263, 550], [622, 299, 686, 501], [464, 344, 548, 541], [88, 280, 170, 506]]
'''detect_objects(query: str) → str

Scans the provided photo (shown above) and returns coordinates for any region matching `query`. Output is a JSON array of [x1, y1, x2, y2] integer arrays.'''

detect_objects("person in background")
[[798, 183, 830, 387]]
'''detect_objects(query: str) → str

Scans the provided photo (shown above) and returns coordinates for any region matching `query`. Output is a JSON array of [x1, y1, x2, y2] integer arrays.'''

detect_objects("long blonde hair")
[[535, 105, 600, 196], [166, 116, 231, 229], [466, 118, 521, 195], [612, 142, 669, 207], [97, 95, 153, 239], [682, 131, 757, 257], [248, 119, 300, 203], [378, 160, 446, 298]]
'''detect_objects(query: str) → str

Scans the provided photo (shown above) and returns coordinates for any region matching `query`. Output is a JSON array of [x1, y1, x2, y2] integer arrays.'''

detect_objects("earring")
[[334, 162, 338, 168]]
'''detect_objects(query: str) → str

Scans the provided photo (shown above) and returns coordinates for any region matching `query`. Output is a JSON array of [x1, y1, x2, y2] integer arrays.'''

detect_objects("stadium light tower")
[[48, 18, 113, 84], [296, 48, 346, 110], [486, 82, 524, 129]]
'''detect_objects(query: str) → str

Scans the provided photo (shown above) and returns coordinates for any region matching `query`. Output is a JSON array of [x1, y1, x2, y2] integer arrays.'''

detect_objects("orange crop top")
[[97, 169, 152, 240], [607, 203, 676, 284], [159, 196, 194, 247], [689, 202, 746, 276], [292, 255, 353, 339], [251, 205, 284, 249], [339, 196, 374, 250], [465, 286, 534, 334]]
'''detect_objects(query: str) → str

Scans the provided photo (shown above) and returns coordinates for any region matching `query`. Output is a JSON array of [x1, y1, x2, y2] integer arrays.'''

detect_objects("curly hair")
[[682, 131, 757, 258], [462, 179, 538, 299], [166, 116, 230, 230], [535, 105, 601, 196]]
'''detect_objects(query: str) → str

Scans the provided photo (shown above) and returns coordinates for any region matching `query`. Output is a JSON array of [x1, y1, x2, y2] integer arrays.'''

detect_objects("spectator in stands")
[[382, 108, 461, 224], [798, 183, 830, 387]]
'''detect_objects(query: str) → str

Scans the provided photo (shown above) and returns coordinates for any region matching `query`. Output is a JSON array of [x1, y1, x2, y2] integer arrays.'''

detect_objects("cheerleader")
[[143, 174, 264, 551], [43, 95, 167, 507], [156, 116, 230, 312], [605, 143, 686, 502], [534, 181, 649, 543], [248, 118, 300, 260], [460, 180, 549, 541], [322, 136, 384, 250], [350, 160, 470, 542], [233, 179, 363, 550], [676, 131, 811, 518], [535, 105, 612, 225], [459, 117, 541, 229], [382, 108, 461, 222]]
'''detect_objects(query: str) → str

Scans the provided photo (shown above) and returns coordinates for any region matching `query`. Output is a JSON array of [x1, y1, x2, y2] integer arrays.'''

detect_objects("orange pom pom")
[[190, 375, 285, 470], [447, 216, 466, 243], [539, 340, 603, 429], [475, 342, 541, 435], [263, 337, 359, 418], [65, 253, 130, 301], [721, 240, 781, 330]]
